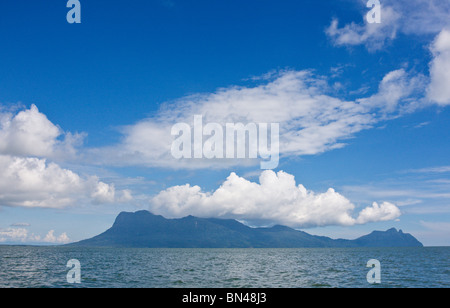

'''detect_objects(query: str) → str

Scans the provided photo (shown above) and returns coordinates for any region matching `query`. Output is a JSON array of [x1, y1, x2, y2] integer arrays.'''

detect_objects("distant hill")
[[69, 211, 423, 248]]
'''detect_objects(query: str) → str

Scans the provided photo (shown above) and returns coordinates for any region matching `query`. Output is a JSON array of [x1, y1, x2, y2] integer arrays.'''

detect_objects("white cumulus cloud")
[[43, 230, 70, 244], [0, 228, 70, 244], [0, 105, 84, 159], [356, 202, 402, 224], [0, 228, 29, 242], [150, 170, 401, 228], [0, 104, 133, 209], [0, 155, 128, 208]]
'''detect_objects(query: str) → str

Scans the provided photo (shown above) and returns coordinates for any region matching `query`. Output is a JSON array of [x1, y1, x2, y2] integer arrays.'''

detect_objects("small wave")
[[326, 268, 343, 273], [311, 283, 332, 288], [225, 277, 241, 282]]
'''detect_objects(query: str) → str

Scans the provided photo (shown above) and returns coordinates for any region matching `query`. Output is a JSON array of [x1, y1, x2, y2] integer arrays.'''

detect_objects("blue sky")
[[1, 0, 450, 246]]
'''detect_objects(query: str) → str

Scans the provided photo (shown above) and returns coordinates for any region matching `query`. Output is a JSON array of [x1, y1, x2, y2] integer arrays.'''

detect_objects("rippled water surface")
[[0, 246, 448, 288]]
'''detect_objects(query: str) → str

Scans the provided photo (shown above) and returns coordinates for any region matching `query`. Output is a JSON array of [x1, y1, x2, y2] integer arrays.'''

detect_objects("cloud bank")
[[0, 228, 70, 244], [150, 170, 401, 228]]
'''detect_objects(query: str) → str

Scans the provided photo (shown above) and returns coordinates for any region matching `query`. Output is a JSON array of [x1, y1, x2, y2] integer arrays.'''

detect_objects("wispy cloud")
[[356, 68, 427, 114], [326, 0, 450, 51], [326, 6, 400, 51], [88, 68, 425, 169], [10, 222, 31, 227], [414, 121, 431, 129], [406, 166, 450, 174], [1, 60, 437, 173], [342, 173, 450, 215]]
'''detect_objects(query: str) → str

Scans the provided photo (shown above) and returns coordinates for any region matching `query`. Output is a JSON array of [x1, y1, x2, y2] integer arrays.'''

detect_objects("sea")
[[0, 246, 448, 288]]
